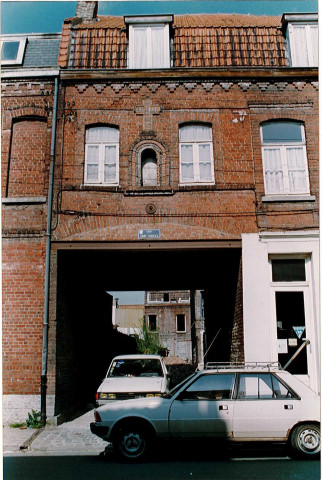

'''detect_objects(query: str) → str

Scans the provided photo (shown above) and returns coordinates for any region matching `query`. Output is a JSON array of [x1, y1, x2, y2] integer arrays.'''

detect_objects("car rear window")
[[108, 359, 163, 377]]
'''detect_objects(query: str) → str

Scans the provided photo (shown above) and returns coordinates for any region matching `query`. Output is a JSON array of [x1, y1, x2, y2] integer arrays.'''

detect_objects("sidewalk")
[[3, 409, 107, 456]]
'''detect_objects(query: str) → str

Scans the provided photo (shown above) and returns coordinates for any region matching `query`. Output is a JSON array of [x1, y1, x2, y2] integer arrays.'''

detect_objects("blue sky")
[[107, 291, 145, 305], [2, 0, 318, 34]]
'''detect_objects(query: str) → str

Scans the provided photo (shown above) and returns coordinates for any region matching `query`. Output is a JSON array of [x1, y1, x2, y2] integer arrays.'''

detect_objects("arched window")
[[141, 148, 158, 186], [85, 126, 119, 185], [261, 121, 309, 195], [179, 124, 214, 185]]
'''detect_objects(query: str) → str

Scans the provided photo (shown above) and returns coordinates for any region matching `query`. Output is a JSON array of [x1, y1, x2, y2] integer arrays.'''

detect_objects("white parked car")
[[96, 354, 171, 406], [91, 364, 320, 461]]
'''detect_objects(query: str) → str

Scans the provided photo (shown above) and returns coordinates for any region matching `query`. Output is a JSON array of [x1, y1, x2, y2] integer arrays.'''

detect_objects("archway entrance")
[[53, 245, 241, 417]]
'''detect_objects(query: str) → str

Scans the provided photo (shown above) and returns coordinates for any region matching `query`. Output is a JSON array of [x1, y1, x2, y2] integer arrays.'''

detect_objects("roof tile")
[[61, 13, 286, 69]]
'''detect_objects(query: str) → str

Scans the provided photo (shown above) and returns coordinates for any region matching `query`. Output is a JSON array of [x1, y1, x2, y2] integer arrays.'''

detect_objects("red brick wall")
[[52, 79, 318, 243], [1, 81, 53, 397], [2, 238, 46, 394], [230, 256, 244, 363], [7, 119, 48, 197]]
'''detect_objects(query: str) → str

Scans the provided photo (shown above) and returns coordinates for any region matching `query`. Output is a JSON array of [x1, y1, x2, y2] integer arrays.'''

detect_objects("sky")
[[1, 0, 318, 35], [107, 291, 145, 305]]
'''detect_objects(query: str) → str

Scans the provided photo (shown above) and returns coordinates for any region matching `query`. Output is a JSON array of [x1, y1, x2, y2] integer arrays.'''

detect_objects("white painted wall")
[[242, 231, 320, 392]]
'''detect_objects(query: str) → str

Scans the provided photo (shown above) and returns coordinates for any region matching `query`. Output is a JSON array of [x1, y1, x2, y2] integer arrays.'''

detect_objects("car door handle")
[[284, 404, 293, 410], [219, 405, 228, 410]]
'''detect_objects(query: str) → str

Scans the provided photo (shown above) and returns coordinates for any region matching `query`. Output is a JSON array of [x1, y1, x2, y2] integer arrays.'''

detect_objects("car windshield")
[[108, 359, 163, 378], [164, 373, 196, 398]]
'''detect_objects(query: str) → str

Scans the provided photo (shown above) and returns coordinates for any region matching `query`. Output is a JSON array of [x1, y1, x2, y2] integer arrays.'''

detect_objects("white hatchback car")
[[91, 363, 320, 461], [96, 354, 171, 406]]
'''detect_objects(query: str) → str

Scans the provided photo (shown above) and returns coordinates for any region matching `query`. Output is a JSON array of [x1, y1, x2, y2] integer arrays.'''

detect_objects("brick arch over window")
[[7, 116, 48, 197], [131, 140, 168, 188]]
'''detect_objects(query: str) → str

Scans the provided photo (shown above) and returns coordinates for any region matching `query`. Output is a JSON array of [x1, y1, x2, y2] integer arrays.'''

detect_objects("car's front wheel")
[[289, 423, 320, 459], [115, 423, 150, 461]]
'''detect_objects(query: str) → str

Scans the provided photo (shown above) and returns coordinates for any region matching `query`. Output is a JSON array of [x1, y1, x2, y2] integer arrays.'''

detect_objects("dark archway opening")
[[55, 247, 241, 417]]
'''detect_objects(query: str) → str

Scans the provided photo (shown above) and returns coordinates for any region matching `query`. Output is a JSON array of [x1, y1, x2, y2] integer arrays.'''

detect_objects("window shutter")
[[151, 26, 165, 68], [198, 144, 212, 181], [286, 147, 308, 193], [133, 27, 148, 68], [86, 145, 99, 182], [180, 144, 194, 182], [291, 25, 309, 66], [263, 148, 283, 194], [309, 25, 319, 66]]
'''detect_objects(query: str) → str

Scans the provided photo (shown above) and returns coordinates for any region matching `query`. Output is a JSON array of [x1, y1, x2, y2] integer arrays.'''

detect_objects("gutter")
[[41, 75, 59, 426], [1, 68, 60, 79], [59, 67, 318, 82]]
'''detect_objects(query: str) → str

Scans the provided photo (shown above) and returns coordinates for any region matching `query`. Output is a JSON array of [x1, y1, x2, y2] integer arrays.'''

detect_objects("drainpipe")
[[41, 76, 59, 426]]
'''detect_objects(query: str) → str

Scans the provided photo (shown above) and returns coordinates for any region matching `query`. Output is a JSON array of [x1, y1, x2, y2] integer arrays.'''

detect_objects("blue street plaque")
[[138, 229, 161, 239]]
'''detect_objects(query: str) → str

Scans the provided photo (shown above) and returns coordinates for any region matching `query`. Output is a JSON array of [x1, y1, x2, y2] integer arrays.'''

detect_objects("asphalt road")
[[4, 444, 321, 480]]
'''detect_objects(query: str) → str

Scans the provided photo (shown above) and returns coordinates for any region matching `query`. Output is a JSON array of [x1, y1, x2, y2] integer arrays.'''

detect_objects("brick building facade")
[[2, 3, 319, 423]]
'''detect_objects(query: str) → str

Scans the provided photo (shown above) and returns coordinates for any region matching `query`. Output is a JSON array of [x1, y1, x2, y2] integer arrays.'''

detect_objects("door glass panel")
[[272, 259, 306, 282], [272, 375, 295, 399], [185, 374, 235, 400], [275, 291, 308, 374], [238, 373, 274, 399]]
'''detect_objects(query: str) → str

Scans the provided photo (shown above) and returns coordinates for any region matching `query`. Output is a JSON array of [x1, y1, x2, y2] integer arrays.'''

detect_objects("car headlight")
[[99, 393, 116, 400], [146, 393, 161, 397]]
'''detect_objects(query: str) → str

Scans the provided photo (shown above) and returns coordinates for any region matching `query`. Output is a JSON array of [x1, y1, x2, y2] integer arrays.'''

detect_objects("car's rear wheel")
[[289, 423, 320, 459], [115, 423, 150, 461]]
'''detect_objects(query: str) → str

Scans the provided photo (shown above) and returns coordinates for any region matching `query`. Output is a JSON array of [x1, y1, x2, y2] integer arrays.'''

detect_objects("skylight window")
[[1, 38, 26, 65]]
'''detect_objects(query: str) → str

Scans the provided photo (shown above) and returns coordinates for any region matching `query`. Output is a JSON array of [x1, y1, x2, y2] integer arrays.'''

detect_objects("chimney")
[[75, 1, 98, 22]]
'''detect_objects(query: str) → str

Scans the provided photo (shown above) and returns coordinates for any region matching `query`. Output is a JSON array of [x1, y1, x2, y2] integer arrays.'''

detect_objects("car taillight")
[[94, 410, 102, 422]]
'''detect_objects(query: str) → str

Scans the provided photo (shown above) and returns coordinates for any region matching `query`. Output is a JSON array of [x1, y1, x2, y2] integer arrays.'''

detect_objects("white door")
[[233, 373, 299, 440], [169, 373, 236, 438]]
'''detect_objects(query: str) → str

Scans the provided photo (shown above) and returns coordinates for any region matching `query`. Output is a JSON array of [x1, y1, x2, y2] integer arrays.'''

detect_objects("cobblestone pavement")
[[3, 409, 108, 456]]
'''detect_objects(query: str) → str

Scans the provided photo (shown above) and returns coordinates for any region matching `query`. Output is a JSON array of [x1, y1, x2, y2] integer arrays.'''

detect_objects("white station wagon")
[[96, 354, 171, 406], [91, 363, 320, 461]]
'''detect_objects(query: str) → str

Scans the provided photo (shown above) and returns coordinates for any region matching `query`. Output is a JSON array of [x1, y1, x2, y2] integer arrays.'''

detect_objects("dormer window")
[[1, 37, 26, 65], [282, 13, 318, 67], [125, 15, 172, 69]]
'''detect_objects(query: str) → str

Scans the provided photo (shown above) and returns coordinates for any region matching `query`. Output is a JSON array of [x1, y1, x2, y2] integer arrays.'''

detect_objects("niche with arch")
[[132, 141, 168, 188]]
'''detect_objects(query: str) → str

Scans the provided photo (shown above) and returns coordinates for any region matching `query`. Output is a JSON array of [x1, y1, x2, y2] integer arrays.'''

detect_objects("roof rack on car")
[[205, 362, 281, 371]]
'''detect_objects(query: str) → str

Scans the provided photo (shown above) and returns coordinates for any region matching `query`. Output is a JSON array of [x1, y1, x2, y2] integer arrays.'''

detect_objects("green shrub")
[[10, 422, 26, 428], [26, 409, 42, 429], [134, 320, 168, 356]]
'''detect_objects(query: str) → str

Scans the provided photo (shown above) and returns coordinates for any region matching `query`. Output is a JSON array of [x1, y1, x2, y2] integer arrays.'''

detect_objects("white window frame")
[[287, 23, 318, 67], [176, 314, 186, 333], [84, 127, 119, 186], [261, 122, 310, 196], [128, 23, 170, 69], [179, 125, 215, 185], [1, 37, 26, 65], [269, 255, 314, 384]]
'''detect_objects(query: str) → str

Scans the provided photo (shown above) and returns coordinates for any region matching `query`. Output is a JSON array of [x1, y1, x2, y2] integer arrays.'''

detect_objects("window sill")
[[80, 184, 120, 192], [2, 196, 47, 205], [262, 195, 316, 203]]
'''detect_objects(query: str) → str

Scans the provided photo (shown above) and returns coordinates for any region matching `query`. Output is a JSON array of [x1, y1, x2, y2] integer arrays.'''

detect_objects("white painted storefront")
[[242, 231, 320, 393]]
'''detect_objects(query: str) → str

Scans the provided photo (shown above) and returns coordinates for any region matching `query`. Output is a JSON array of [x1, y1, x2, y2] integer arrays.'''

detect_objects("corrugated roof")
[[58, 13, 287, 69]]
